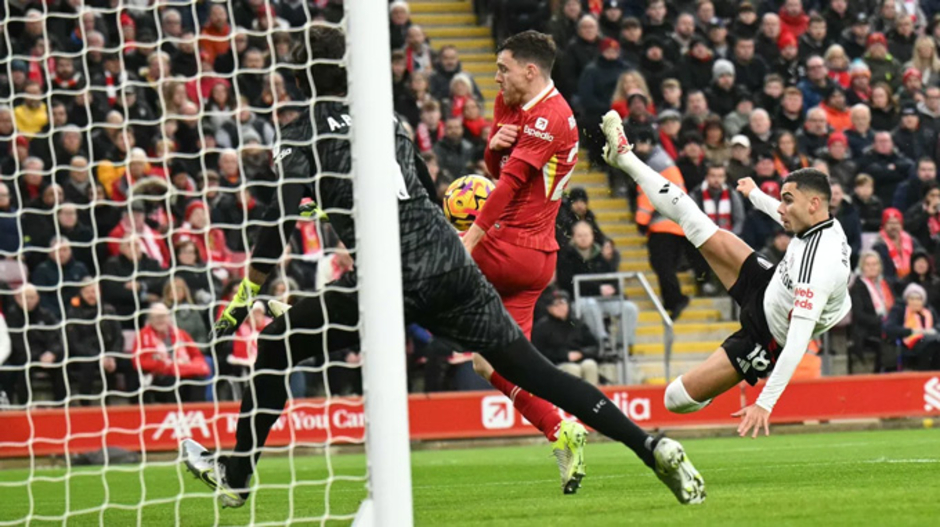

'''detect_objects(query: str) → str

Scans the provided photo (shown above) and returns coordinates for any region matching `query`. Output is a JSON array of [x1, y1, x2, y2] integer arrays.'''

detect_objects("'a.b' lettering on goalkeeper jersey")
[[484, 82, 579, 252], [762, 218, 852, 346], [272, 101, 473, 283]]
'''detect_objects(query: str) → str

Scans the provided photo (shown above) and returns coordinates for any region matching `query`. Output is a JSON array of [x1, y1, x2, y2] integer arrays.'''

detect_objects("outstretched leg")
[[225, 291, 361, 490], [601, 113, 754, 291]]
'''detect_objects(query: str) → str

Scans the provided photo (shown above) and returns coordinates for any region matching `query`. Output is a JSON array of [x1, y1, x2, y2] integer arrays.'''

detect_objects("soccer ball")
[[443, 175, 496, 231]]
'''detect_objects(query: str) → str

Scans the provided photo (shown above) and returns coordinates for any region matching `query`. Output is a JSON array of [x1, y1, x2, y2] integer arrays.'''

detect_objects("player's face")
[[495, 51, 533, 107], [778, 183, 820, 233]]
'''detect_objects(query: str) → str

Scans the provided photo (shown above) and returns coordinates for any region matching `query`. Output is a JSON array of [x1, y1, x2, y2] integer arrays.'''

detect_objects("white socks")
[[664, 376, 711, 414], [616, 151, 718, 248]]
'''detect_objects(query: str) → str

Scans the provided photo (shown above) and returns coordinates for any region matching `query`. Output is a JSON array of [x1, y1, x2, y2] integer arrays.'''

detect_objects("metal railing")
[[572, 272, 675, 383]]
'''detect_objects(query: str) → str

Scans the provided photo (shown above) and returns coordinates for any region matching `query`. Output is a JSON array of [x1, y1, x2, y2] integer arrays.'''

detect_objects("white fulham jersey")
[[762, 218, 853, 345]]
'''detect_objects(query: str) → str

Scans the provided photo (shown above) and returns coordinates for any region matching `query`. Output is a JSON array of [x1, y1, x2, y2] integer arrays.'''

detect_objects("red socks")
[[489, 371, 563, 442]]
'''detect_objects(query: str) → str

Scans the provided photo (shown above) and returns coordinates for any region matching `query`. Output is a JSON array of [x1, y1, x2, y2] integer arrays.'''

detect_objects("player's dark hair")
[[784, 168, 832, 203], [292, 25, 347, 98], [704, 161, 726, 173], [496, 30, 556, 75], [917, 156, 936, 168]]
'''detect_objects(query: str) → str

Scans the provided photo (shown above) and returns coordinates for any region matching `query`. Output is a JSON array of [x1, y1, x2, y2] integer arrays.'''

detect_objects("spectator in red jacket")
[[172, 201, 232, 269], [107, 201, 171, 269], [779, 0, 809, 38], [132, 302, 209, 402]]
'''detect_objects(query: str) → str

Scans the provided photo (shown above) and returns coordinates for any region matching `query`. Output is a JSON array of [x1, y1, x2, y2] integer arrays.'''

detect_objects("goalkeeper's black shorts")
[[273, 265, 522, 356]]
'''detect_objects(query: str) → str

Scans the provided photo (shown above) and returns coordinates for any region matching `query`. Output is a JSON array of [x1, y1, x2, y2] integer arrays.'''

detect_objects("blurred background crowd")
[[0, 0, 939, 408]]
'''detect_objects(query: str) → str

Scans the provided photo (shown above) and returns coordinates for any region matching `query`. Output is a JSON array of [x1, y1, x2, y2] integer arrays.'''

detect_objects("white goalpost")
[[347, 0, 414, 524], [0, 0, 413, 524]]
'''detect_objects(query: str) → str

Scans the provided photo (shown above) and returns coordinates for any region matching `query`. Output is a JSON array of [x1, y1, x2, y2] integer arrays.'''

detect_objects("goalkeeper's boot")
[[652, 436, 706, 505], [600, 110, 633, 169], [180, 439, 247, 508], [552, 420, 587, 494]]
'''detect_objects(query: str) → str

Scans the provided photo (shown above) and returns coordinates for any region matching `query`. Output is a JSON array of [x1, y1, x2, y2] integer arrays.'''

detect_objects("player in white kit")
[[600, 112, 852, 438]]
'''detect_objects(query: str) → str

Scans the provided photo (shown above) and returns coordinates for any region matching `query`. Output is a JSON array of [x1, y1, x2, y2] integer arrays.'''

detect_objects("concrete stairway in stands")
[[409, 0, 738, 384]]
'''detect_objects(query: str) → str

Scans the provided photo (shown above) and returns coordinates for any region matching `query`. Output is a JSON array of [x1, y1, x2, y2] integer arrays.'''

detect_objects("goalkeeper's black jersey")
[[251, 101, 473, 283]]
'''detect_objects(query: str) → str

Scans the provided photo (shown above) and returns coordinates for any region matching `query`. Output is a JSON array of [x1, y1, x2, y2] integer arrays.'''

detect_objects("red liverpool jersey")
[[481, 82, 579, 252]]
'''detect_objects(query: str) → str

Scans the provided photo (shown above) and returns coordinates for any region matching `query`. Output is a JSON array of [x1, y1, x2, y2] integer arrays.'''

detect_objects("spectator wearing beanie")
[[865, 33, 903, 90], [557, 187, 606, 244], [779, 0, 810, 38], [730, 36, 767, 94], [874, 206, 923, 283], [705, 59, 748, 117], [846, 60, 872, 105], [599, 0, 625, 39], [657, 110, 683, 160], [774, 31, 801, 86], [619, 17, 644, 65], [893, 103, 927, 162], [819, 85, 853, 132], [679, 36, 715, 92], [886, 282, 940, 371], [839, 13, 871, 60], [676, 131, 706, 190], [819, 131, 858, 188], [639, 36, 676, 97], [846, 103, 876, 158], [707, 18, 731, 60], [896, 68, 924, 108]]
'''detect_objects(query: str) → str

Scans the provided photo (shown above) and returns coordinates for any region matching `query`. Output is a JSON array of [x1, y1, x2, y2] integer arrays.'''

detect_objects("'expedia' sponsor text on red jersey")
[[482, 82, 579, 251]]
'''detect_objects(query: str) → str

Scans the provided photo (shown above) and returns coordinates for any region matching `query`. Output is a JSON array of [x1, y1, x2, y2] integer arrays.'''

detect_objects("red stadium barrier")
[[1, 373, 938, 458]]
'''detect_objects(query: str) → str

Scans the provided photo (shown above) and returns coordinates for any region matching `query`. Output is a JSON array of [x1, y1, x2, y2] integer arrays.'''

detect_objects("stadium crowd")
[[0, 0, 939, 406]]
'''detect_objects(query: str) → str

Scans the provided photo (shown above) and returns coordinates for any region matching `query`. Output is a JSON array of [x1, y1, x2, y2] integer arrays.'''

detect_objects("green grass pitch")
[[0, 428, 937, 526]]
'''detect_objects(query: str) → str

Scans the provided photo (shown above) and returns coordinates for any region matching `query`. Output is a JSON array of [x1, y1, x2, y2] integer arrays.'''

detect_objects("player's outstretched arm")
[[734, 316, 816, 438], [737, 178, 784, 226], [213, 144, 311, 338]]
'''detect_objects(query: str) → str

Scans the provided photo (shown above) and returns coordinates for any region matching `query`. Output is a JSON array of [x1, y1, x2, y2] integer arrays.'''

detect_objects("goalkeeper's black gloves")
[[213, 278, 262, 339]]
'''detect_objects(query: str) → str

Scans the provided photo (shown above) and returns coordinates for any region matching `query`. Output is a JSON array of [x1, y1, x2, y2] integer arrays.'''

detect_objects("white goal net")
[[0, 1, 410, 525]]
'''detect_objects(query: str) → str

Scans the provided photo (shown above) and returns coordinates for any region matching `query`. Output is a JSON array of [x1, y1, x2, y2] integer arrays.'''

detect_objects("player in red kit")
[[460, 31, 586, 494]]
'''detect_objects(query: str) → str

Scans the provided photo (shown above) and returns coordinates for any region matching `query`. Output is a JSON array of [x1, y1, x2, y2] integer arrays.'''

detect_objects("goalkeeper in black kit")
[[181, 25, 705, 507]]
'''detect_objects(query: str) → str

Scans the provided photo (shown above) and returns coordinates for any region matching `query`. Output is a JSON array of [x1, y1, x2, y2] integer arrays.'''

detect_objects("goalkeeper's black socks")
[[480, 337, 656, 468]]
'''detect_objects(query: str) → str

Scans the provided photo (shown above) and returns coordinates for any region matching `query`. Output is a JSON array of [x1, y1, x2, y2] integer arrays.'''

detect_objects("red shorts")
[[473, 237, 556, 339]]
